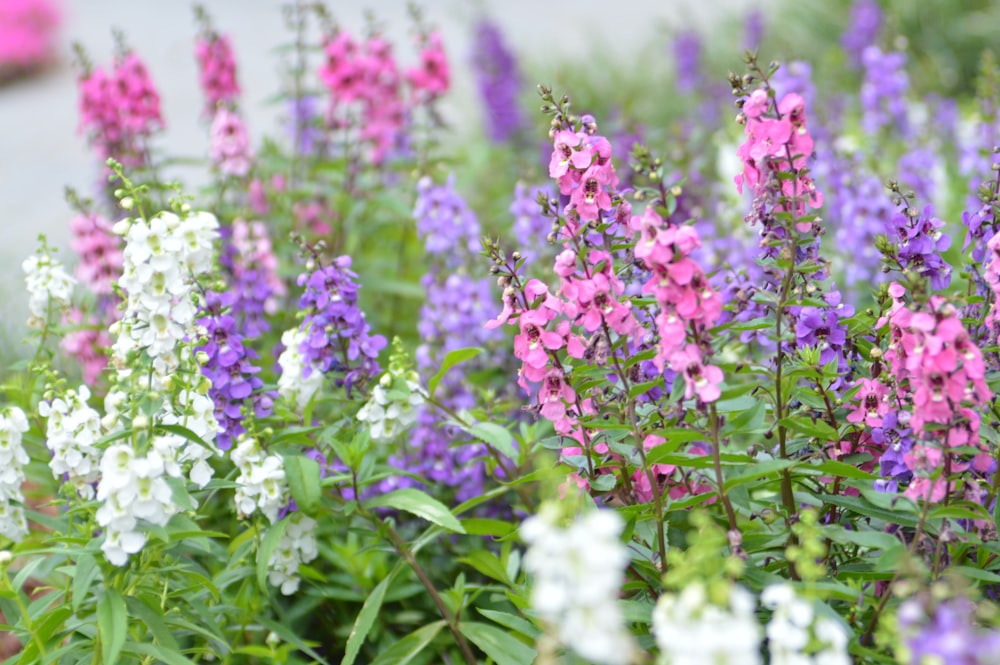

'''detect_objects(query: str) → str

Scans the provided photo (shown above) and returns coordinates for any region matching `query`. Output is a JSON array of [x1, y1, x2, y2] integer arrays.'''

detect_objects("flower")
[[652, 581, 762, 665], [522, 506, 634, 665], [0, 407, 30, 542], [209, 107, 252, 177], [194, 32, 240, 112], [23, 244, 75, 329]]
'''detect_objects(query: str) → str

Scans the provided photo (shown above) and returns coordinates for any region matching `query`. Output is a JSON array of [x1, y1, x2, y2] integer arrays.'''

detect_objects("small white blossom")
[[95, 444, 178, 566], [522, 506, 634, 665], [652, 581, 762, 665], [763, 584, 850, 665], [0, 408, 30, 541], [39, 385, 102, 499], [23, 249, 75, 328], [276, 328, 323, 411], [356, 374, 425, 442], [232, 436, 288, 524], [268, 512, 318, 595]]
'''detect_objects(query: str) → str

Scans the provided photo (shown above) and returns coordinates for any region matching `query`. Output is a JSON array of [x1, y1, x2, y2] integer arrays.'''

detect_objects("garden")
[[4, 0, 1000, 662]]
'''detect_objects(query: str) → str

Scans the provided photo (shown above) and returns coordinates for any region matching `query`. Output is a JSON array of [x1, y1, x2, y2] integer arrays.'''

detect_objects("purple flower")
[[888, 205, 953, 290], [296, 255, 386, 394], [510, 182, 554, 264], [872, 410, 914, 487], [470, 19, 524, 143], [899, 596, 1000, 664], [861, 47, 910, 137], [414, 175, 480, 259], [672, 31, 702, 95], [196, 291, 274, 449], [841, 0, 882, 68]]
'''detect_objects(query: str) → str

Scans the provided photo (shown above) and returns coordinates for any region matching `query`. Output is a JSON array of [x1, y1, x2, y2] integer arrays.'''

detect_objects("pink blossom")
[[209, 107, 252, 177], [669, 344, 724, 403], [195, 33, 240, 112], [407, 31, 449, 99], [847, 378, 890, 427]]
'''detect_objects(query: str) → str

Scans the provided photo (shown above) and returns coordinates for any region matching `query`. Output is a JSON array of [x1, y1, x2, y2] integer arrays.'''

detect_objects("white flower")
[[522, 506, 634, 665], [23, 249, 75, 328], [652, 581, 762, 665], [763, 584, 850, 665], [276, 328, 323, 411], [232, 436, 288, 524], [267, 512, 318, 595], [0, 408, 30, 542], [40, 386, 102, 499], [356, 374, 425, 442], [95, 444, 178, 566]]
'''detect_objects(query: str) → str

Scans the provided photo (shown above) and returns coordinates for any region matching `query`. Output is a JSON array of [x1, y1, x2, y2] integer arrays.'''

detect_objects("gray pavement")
[[0, 0, 768, 344]]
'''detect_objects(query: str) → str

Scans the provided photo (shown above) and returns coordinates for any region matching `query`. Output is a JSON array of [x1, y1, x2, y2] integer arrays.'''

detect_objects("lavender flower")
[[197, 290, 274, 450], [743, 8, 764, 52], [296, 255, 386, 393], [898, 596, 1000, 664], [470, 19, 524, 143], [873, 410, 914, 492], [413, 175, 480, 259], [510, 182, 554, 264], [861, 47, 910, 137], [898, 147, 939, 205], [287, 94, 324, 156], [672, 31, 702, 95], [841, 0, 882, 68], [887, 204, 953, 290]]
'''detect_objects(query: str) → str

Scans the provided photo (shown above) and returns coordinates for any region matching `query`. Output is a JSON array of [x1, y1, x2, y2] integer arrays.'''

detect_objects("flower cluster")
[[413, 175, 480, 256], [231, 435, 288, 524], [0, 0, 59, 75], [276, 327, 323, 411], [407, 31, 449, 102], [69, 212, 122, 297], [268, 512, 318, 595], [294, 255, 386, 394], [38, 385, 102, 499], [878, 283, 992, 501], [631, 207, 724, 401], [761, 584, 850, 665], [470, 19, 523, 143], [194, 32, 240, 113], [77, 50, 164, 164], [219, 219, 285, 339], [735, 89, 823, 226], [209, 107, 252, 177], [196, 290, 273, 450], [112, 209, 218, 374], [521, 506, 634, 665], [841, 0, 882, 69], [549, 126, 619, 223], [357, 343, 426, 443], [95, 443, 178, 566], [897, 595, 1000, 664], [886, 203, 953, 290], [509, 182, 554, 264], [0, 407, 30, 542], [22, 241, 75, 329], [860, 46, 910, 137], [652, 582, 761, 665], [318, 31, 409, 164]]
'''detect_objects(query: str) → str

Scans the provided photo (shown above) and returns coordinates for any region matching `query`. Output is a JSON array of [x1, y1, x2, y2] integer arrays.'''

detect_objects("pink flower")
[[846, 378, 890, 427], [195, 33, 240, 112], [209, 107, 252, 177], [669, 344, 724, 403], [549, 130, 592, 178], [407, 31, 449, 99]]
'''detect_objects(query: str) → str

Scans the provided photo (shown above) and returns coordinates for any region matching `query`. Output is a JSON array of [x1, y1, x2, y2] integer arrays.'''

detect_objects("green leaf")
[[342, 574, 393, 665], [257, 517, 290, 589], [123, 642, 198, 665], [259, 616, 331, 665], [459, 550, 511, 584], [459, 621, 536, 665], [823, 525, 902, 551], [428, 347, 482, 397], [126, 596, 180, 651], [723, 459, 796, 491], [779, 416, 839, 442], [467, 422, 518, 461], [97, 589, 127, 665], [367, 489, 466, 533], [370, 621, 446, 665], [807, 460, 876, 481], [476, 609, 540, 639], [284, 454, 323, 516], [72, 554, 99, 613]]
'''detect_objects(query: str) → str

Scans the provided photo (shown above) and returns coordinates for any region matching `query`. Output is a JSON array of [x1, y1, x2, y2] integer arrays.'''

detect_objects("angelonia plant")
[[6, 1, 1000, 664]]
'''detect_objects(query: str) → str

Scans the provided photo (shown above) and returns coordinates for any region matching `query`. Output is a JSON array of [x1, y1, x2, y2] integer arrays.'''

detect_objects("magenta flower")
[[846, 378, 890, 427]]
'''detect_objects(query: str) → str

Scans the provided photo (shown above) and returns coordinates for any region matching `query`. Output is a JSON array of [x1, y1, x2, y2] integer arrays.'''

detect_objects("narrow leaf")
[[428, 347, 482, 397], [257, 517, 289, 589], [342, 574, 392, 665], [459, 621, 536, 665], [367, 489, 465, 533], [369, 621, 446, 665], [97, 589, 127, 665]]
